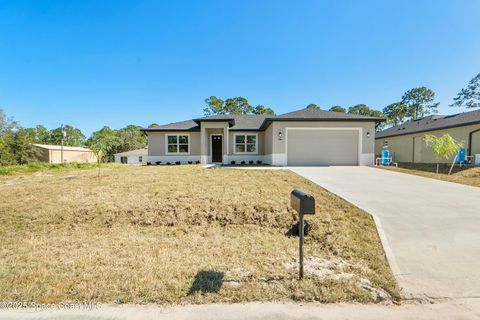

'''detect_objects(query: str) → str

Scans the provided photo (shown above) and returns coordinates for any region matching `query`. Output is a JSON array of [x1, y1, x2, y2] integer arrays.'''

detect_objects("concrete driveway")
[[291, 166, 480, 300]]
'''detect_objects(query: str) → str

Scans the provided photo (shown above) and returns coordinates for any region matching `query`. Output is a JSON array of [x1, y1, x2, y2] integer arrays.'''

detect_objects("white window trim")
[[233, 133, 258, 155], [165, 133, 191, 155]]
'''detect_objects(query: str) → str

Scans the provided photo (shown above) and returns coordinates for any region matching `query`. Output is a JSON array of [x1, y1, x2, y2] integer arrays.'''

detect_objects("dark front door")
[[211, 135, 223, 163]]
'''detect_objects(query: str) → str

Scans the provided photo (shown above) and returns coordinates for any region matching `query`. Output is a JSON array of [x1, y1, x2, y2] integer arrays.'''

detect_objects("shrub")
[[231, 161, 236, 165], [195, 161, 200, 164], [175, 161, 181, 165], [241, 161, 246, 165], [188, 161, 193, 164], [166, 162, 171, 165], [257, 160, 262, 164], [146, 162, 152, 166], [249, 160, 254, 165], [155, 161, 162, 165]]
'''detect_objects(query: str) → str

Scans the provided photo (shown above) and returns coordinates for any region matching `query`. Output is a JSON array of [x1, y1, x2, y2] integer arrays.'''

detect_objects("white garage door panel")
[[287, 129, 359, 166]]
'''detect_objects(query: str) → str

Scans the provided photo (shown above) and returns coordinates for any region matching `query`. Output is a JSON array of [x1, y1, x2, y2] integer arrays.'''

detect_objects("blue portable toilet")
[[381, 148, 390, 165], [457, 148, 466, 163]]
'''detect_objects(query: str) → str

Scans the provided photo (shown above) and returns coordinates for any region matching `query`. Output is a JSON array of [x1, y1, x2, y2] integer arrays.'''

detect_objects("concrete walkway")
[[3, 300, 480, 320], [291, 166, 480, 300]]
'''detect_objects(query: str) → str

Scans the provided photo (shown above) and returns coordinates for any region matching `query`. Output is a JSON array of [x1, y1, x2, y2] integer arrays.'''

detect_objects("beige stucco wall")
[[147, 131, 201, 156], [375, 123, 480, 163], [200, 122, 229, 158], [49, 150, 97, 164], [264, 123, 273, 155], [146, 120, 377, 165]]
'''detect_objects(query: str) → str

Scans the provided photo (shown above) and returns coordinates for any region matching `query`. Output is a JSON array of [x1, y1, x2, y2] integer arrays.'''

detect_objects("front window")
[[167, 135, 189, 154], [235, 134, 257, 153], [138, 156, 143, 163]]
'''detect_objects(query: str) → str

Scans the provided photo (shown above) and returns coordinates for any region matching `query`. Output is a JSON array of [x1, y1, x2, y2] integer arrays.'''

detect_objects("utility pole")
[[61, 124, 65, 164]]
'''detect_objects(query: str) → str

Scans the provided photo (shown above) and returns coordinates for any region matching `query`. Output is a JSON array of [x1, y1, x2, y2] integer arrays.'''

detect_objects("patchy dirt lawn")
[[0, 165, 399, 304], [381, 163, 480, 188]]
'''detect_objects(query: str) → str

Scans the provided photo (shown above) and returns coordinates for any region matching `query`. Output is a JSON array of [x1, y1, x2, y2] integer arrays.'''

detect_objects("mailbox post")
[[290, 189, 315, 279]]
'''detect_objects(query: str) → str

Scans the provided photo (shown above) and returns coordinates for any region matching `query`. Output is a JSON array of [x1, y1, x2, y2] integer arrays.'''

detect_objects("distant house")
[[375, 109, 480, 164], [114, 148, 148, 164], [141, 108, 383, 166], [33, 144, 97, 164]]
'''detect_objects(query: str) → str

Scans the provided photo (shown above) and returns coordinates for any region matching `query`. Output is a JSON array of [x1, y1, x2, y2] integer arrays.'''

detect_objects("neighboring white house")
[[114, 148, 148, 164]]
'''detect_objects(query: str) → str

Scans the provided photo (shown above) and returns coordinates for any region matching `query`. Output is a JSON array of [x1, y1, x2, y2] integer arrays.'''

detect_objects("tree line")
[[1, 73, 479, 166], [204, 73, 480, 129], [0, 111, 147, 165]]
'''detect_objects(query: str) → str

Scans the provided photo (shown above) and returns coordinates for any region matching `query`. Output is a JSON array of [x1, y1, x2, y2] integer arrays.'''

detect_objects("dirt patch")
[[0, 165, 399, 304]]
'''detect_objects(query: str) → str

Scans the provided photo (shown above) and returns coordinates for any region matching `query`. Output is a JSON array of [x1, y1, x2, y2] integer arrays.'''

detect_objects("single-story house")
[[141, 108, 383, 166], [114, 148, 148, 164], [375, 109, 480, 164], [33, 144, 97, 164]]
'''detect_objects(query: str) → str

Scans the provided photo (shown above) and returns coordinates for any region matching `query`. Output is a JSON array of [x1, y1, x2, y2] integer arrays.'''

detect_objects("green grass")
[[0, 165, 399, 304]]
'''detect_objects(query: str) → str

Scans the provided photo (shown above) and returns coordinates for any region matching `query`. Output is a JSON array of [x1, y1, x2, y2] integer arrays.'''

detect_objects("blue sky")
[[1, 0, 479, 136]]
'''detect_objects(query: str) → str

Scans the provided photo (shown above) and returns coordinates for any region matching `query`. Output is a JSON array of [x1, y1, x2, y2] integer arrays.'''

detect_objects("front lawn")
[[380, 163, 480, 187], [0, 165, 398, 304]]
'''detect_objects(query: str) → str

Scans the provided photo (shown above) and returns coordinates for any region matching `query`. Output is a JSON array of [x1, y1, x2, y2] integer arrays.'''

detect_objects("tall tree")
[[49, 125, 86, 146], [401, 87, 439, 120], [203, 96, 225, 115], [451, 73, 480, 109], [252, 105, 275, 115], [329, 105, 346, 113], [9, 128, 40, 164], [382, 102, 408, 126], [34, 125, 50, 143], [116, 125, 147, 153], [224, 97, 253, 114], [86, 126, 121, 162], [0, 109, 16, 165], [203, 96, 275, 115], [348, 104, 384, 117], [306, 104, 321, 109]]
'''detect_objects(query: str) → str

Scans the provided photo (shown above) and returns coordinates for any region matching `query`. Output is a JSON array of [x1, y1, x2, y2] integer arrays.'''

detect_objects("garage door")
[[287, 129, 359, 166]]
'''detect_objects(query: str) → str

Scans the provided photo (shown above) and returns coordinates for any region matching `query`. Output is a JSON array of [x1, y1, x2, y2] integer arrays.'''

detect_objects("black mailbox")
[[290, 189, 315, 280], [290, 189, 315, 215]]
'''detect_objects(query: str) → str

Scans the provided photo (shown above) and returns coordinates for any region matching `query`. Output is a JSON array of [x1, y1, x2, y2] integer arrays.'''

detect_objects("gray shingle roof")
[[275, 107, 384, 120], [376, 109, 480, 139], [193, 114, 270, 130], [143, 108, 382, 132], [141, 120, 200, 132]]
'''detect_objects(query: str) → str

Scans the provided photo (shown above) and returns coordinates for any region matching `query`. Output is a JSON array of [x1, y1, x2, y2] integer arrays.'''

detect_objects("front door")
[[211, 135, 223, 163]]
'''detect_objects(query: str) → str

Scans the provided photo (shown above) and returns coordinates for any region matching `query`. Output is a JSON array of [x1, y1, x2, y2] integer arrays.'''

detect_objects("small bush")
[[257, 160, 262, 164], [249, 161, 254, 165], [175, 161, 181, 165], [166, 162, 171, 165], [188, 161, 193, 164], [195, 161, 200, 164], [241, 161, 246, 165], [231, 161, 236, 165], [146, 162, 152, 166], [155, 161, 162, 165]]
